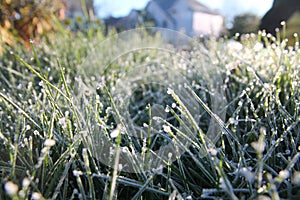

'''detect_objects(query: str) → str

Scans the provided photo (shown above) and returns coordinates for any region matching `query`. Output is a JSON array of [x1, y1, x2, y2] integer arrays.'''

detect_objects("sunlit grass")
[[0, 27, 299, 200]]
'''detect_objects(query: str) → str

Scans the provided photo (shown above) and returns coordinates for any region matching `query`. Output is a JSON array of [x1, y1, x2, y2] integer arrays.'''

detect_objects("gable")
[[153, 0, 178, 10], [146, 1, 176, 28], [185, 0, 220, 15]]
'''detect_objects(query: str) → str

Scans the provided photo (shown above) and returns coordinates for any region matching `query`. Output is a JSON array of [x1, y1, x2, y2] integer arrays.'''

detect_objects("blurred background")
[[0, 0, 299, 48]]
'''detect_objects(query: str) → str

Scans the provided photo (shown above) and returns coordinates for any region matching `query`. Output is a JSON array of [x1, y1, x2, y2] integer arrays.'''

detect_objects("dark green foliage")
[[229, 13, 261, 37]]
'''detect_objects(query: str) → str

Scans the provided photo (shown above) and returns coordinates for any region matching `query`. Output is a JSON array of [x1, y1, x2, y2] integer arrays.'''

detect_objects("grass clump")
[[0, 26, 299, 200]]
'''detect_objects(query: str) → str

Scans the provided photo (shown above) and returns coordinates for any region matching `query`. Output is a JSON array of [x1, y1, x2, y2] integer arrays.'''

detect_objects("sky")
[[95, 0, 274, 23]]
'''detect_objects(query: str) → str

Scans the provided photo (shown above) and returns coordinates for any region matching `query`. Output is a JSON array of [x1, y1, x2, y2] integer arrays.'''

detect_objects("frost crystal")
[[22, 178, 30, 188], [208, 148, 218, 156], [167, 88, 173, 95], [44, 139, 56, 147], [32, 192, 42, 200], [58, 117, 67, 129], [110, 125, 121, 139], [5, 181, 18, 195], [73, 170, 83, 177], [163, 125, 171, 133], [279, 170, 290, 180], [292, 172, 300, 185]]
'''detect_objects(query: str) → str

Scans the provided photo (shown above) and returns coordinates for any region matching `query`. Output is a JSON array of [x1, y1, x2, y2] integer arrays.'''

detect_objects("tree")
[[0, 0, 64, 51], [229, 13, 260, 37], [259, 0, 300, 45]]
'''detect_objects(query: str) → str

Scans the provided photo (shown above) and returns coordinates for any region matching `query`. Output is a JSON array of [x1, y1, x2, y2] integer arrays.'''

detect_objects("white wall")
[[193, 12, 224, 36]]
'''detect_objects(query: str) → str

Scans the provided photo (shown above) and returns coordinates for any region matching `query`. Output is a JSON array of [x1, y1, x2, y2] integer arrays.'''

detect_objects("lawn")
[[0, 26, 299, 199]]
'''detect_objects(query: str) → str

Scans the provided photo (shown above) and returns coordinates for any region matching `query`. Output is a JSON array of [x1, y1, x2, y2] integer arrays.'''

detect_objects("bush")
[[229, 13, 261, 37], [0, 0, 63, 52]]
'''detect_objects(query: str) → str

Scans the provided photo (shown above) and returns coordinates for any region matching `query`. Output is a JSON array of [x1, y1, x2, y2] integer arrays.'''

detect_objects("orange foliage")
[[0, 0, 65, 52]]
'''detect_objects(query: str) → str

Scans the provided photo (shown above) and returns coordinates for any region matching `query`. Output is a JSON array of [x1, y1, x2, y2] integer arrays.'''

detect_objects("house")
[[105, 10, 145, 31], [146, 0, 224, 37], [105, 0, 225, 37]]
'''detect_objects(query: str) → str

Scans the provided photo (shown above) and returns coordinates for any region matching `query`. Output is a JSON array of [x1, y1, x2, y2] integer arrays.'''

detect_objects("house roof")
[[153, 0, 220, 15], [153, 0, 177, 10], [185, 0, 220, 15]]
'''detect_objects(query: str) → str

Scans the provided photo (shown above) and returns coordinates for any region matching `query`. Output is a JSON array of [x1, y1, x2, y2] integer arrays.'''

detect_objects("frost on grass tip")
[[5, 181, 18, 196], [80, 28, 227, 173]]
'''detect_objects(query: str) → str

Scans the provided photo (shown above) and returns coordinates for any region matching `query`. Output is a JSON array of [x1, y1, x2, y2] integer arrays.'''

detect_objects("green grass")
[[0, 26, 299, 200]]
